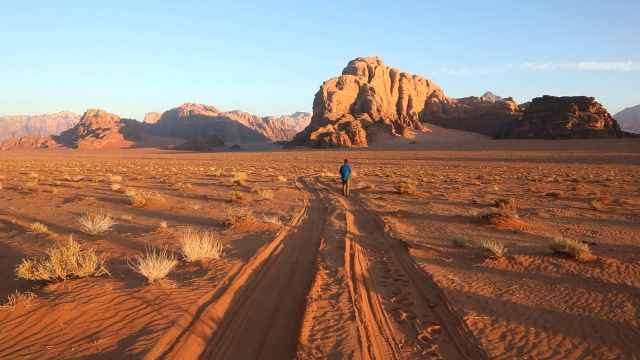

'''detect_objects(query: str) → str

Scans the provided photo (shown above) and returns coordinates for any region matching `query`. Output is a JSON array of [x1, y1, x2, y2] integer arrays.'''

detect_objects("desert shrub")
[[546, 191, 564, 197], [452, 236, 470, 247], [51, 187, 59, 194], [107, 174, 122, 183], [78, 212, 115, 235], [394, 179, 416, 195], [126, 189, 164, 206], [111, 183, 121, 191], [189, 200, 201, 210], [18, 180, 40, 192], [158, 220, 168, 229], [589, 199, 602, 211], [479, 240, 507, 258], [230, 190, 245, 202], [27, 172, 39, 179], [128, 246, 177, 284], [180, 228, 224, 262], [494, 197, 516, 209], [16, 237, 109, 282], [224, 206, 254, 225], [550, 237, 595, 261], [276, 175, 287, 182], [256, 188, 274, 200], [29, 222, 49, 233], [356, 182, 376, 190], [231, 172, 248, 186], [172, 182, 192, 190], [0, 291, 36, 311], [474, 207, 519, 225], [261, 214, 282, 225]]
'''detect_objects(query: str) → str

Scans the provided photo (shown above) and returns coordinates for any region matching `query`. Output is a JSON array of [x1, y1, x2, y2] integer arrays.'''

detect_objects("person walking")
[[339, 159, 352, 197]]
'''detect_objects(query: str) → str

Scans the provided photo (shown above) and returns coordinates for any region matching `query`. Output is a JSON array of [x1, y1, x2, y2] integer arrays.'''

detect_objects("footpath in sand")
[[146, 175, 487, 360]]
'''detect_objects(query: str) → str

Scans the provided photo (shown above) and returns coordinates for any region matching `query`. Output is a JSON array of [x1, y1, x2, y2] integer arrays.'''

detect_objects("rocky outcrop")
[[150, 103, 310, 143], [0, 111, 79, 142], [613, 105, 640, 133], [173, 135, 225, 151], [55, 109, 144, 149], [0, 134, 58, 150], [506, 96, 637, 139], [423, 92, 524, 137], [288, 57, 523, 148], [144, 112, 162, 124]]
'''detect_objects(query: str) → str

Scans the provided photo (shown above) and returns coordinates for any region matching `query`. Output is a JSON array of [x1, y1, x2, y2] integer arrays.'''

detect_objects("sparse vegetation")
[[180, 228, 224, 262], [356, 182, 376, 190], [589, 199, 603, 211], [15, 237, 110, 282], [261, 213, 282, 225], [546, 191, 564, 197], [550, 237, 595, 261], [0, 291, 36, 311], [126, 188, 164, 207], [256, 188, 274, 200], [479, 240, 507, 258], [224, 206, 254, 225], [394, 179, 416, 195], [128, 246, 177, 284], [230, 190, 245, 202], [78, 212, 115, 235], [452, 236, 470, 247], [231, 172, 248, 186], [28, 222, 49, 233]]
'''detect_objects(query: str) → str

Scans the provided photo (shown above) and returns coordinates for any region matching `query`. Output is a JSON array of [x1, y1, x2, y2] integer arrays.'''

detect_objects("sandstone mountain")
[[0, 111, 79, 142], [144, 112, 162, 124], [613, 104, 640, 133], [287, 57, 523, 148], [0, 134, 59, 151], [505, 96, 636, 139], [55, 109, 143, 149], [481, 91, 504, 103], [150, 103, 310, 143]]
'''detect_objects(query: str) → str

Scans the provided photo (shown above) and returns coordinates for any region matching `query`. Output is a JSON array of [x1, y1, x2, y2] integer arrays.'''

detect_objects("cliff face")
[[150, 103, 310, 143], [506, 96, 636, 139], [55, 109, 143, 149], [0, 111, 79, 142], [288, 57, 523, 148]]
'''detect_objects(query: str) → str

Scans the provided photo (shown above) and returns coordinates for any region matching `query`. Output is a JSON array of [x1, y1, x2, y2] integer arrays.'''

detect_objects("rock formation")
[[505, 96, 636, 139], [0, 134, 59, 150], [144, 112, 162, 124], [55, 109, 144, 149], [150, 103, 310, 143], [0, 111, 79, 142], [613, 104, 640, 134], [287, 57, 523, 148], [423, 92, 524, 137], [173, 135, 225, 151]]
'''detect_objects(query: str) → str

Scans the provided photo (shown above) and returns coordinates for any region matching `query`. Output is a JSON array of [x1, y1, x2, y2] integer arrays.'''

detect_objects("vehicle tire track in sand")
[[146, 177, 326, 360], [313, 176, 489, 359]]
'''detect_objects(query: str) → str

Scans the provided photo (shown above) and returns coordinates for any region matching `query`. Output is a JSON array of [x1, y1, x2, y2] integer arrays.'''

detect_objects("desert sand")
[[0, 137, 639, 359]]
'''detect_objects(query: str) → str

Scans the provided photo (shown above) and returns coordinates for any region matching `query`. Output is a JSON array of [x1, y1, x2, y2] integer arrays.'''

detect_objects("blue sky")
[[1, 0, 639, 119]]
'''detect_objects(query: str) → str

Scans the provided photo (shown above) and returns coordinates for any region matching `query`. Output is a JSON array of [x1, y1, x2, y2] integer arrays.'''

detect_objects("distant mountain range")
[[613, 105, 640, 133], [0, 111, 79, 142]]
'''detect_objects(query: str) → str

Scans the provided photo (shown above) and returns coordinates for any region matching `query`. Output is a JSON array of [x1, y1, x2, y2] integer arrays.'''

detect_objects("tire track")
[[146, 177, 326, 360]]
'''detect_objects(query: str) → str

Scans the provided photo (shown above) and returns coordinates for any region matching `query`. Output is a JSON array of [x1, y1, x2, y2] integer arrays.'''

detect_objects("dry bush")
[[452, 236, 470, 247], [107, 174, 122, 183], [225, 206, 254, 225], [28, 222, 49, 233], [0, 291, 36, 311], [480, 240, 507, 258], [230, 190, 245, 202], [172, 182, 192, 190], [261, 214, 282, 225], [128, 246, 177, 284], [15, 237, 110, 282], [256, 188, 274, 200], [494, 197, 516, 209], [231, 172, 248, 186], [180, 228, 224, 262], [158, 221, 168, 230], [546, 191, 564, 197], [356, 182, 376, 190], [275, 175, 287, 182], [589, 199, 603, 211], [78, 212, 115, 235], [126, 188, 164, 206], [111, 183, 121, 191], [550, 237, 595, 262], [18, 180, 40, 192], [394, 179, 416, 195]]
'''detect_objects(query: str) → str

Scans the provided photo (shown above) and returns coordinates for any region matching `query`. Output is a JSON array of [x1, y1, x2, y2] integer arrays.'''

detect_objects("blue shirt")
[[339, 164, 352, 181]]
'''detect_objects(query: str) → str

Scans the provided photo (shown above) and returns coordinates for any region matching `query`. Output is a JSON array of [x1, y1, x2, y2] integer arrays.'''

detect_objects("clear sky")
[[1, 0, 639, 119]]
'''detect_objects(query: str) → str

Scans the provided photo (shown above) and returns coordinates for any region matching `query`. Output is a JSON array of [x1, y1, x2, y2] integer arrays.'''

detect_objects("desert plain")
[[0, 136, 639, 360]]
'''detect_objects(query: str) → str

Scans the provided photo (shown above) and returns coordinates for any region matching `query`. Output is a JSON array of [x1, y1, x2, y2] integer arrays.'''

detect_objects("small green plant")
[[479, 240, 507, 258], [16, 236, 110, 282], [452, 236, 470, 247], [78, 212, 115, 235], [394, 179, 416, 195], [128, 246, 177, 284], [180, 228, 224, 262], [550, 237, 595, 262]]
